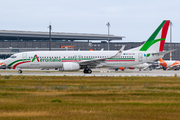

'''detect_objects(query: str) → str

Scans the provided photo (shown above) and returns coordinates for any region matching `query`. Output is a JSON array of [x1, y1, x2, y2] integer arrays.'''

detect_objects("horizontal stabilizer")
[[152, 49, 176, 56]]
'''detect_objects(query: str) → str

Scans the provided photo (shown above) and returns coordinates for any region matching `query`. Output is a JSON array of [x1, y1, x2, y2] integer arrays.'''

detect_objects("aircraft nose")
[[0, 59, 11, 69], [0, 62, 7, 69]]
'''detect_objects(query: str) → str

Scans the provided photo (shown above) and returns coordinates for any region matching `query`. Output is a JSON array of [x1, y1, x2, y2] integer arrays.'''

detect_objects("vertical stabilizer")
[[139, 20, 170, 52], [158, 58, 167, 68]]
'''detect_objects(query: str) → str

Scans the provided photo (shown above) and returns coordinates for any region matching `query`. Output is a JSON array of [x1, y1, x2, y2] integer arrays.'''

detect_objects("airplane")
[[158, 58, 180, 70], [118, 63, 151, 71], [0, 59, 6, 69], [0, 20, 172, 74]]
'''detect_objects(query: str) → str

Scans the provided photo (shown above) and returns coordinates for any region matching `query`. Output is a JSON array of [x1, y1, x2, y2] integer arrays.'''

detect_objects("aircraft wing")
[[142, 64, 151, 70], [152, 49, 176, 56], [79, 45, 125, 67]]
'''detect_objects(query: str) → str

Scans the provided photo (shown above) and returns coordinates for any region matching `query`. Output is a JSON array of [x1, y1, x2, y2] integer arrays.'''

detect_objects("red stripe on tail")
[[159, 20, 170, 52]]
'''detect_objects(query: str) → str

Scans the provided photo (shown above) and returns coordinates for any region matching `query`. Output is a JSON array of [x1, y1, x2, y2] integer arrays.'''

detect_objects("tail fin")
[[158, 58, 167, 68], [159, 58, 164, 63], [139, 20, 170, 52]]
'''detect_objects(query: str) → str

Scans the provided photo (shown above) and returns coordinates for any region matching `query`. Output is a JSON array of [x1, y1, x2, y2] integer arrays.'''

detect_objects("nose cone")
[[0, 62, 7, 69], [0, 59, 9, 67]]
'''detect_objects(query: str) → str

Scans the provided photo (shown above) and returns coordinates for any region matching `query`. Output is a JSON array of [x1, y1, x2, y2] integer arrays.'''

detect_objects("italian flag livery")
[[139, 20, 170, 52], [1, 20, 171, 74]]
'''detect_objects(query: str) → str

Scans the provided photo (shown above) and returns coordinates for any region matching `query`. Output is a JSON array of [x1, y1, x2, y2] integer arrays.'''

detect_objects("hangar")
[[0, 30, 124, 41], [0, 30, 124, 58]]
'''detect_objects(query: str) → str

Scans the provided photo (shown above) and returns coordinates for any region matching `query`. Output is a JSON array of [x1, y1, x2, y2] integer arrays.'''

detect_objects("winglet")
[[113, 45, 125, 57]]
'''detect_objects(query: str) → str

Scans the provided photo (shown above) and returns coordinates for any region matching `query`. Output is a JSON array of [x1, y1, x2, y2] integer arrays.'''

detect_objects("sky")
[[0, 0, 179, 42]]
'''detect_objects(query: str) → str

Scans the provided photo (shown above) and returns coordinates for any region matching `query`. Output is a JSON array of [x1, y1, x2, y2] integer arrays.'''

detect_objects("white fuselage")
[[165, 61, 176, 67], [132, 63, 151, 69], [3, 50, 164, 70]]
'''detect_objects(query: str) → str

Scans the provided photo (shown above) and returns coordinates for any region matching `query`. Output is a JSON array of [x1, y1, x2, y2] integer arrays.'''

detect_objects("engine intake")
[[60, 62, 80, 71]]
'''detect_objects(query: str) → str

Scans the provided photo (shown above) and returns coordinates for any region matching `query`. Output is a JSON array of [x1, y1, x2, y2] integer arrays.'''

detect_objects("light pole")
[[170, 21, 172, 61], [48, 24, 52, 51], [106, 22, 110, 51]]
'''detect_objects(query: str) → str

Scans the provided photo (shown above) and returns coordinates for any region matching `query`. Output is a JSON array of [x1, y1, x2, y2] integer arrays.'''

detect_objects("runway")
[[0, 69, 179, 77]]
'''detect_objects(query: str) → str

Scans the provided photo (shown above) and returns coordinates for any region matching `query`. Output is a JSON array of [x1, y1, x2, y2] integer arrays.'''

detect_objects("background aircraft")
[[158, 58, 180, 70]]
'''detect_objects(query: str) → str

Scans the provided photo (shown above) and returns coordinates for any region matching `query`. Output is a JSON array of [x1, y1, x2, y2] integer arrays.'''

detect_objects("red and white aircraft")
[[0, 20, 173, 74]]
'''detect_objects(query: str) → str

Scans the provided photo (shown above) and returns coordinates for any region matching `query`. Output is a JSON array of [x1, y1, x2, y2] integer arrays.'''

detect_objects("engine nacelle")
[[61, 62, 80, 71]]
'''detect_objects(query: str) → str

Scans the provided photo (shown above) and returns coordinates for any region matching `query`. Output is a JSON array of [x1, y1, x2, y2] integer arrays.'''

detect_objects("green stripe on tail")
[[140, 20, 166, 51]]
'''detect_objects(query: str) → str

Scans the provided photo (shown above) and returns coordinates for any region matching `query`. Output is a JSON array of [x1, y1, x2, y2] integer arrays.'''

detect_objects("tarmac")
[[0, 69, 179, 77]]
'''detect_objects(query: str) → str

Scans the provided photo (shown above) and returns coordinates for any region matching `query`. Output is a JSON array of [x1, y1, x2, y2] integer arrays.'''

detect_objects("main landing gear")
[[18, 70, 22, 74], [83, 67, 92, 74]]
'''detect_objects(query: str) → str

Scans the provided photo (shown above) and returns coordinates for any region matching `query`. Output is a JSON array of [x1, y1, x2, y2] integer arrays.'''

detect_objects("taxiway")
[[0, 69, 179, 77]]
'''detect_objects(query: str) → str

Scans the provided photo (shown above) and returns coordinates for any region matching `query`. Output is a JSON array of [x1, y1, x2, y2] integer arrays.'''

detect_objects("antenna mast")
[[48, 24, 52, 51], [106, 22, 111, 51], [170, 21, 172, 60]]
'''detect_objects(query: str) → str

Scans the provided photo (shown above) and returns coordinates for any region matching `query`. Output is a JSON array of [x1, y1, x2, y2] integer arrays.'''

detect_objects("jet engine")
[[60, 62, 80, 71]]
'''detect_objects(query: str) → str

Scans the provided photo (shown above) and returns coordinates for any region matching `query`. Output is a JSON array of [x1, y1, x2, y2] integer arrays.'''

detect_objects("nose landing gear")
[[18, 70, 22, 74]]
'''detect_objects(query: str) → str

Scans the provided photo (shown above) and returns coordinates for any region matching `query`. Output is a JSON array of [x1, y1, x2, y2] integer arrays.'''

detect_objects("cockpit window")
[[10, 56, 17, 58]]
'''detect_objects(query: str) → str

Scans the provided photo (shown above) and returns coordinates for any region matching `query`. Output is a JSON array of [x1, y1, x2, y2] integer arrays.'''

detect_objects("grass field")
[[0, 76, 180, 120]]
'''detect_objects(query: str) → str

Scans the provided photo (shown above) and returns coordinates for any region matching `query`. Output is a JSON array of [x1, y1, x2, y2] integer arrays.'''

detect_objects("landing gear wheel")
[[163, 67, 166, 70], [115, 69, 118, 71], [18, 70, 22, 74], [83, 68, 92, 74], [83, 69, 87, 73], [88, 69, 92, 74]]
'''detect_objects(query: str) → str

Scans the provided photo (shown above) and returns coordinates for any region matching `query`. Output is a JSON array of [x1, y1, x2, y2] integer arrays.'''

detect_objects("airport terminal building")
[[0, 30, 179, 60]]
